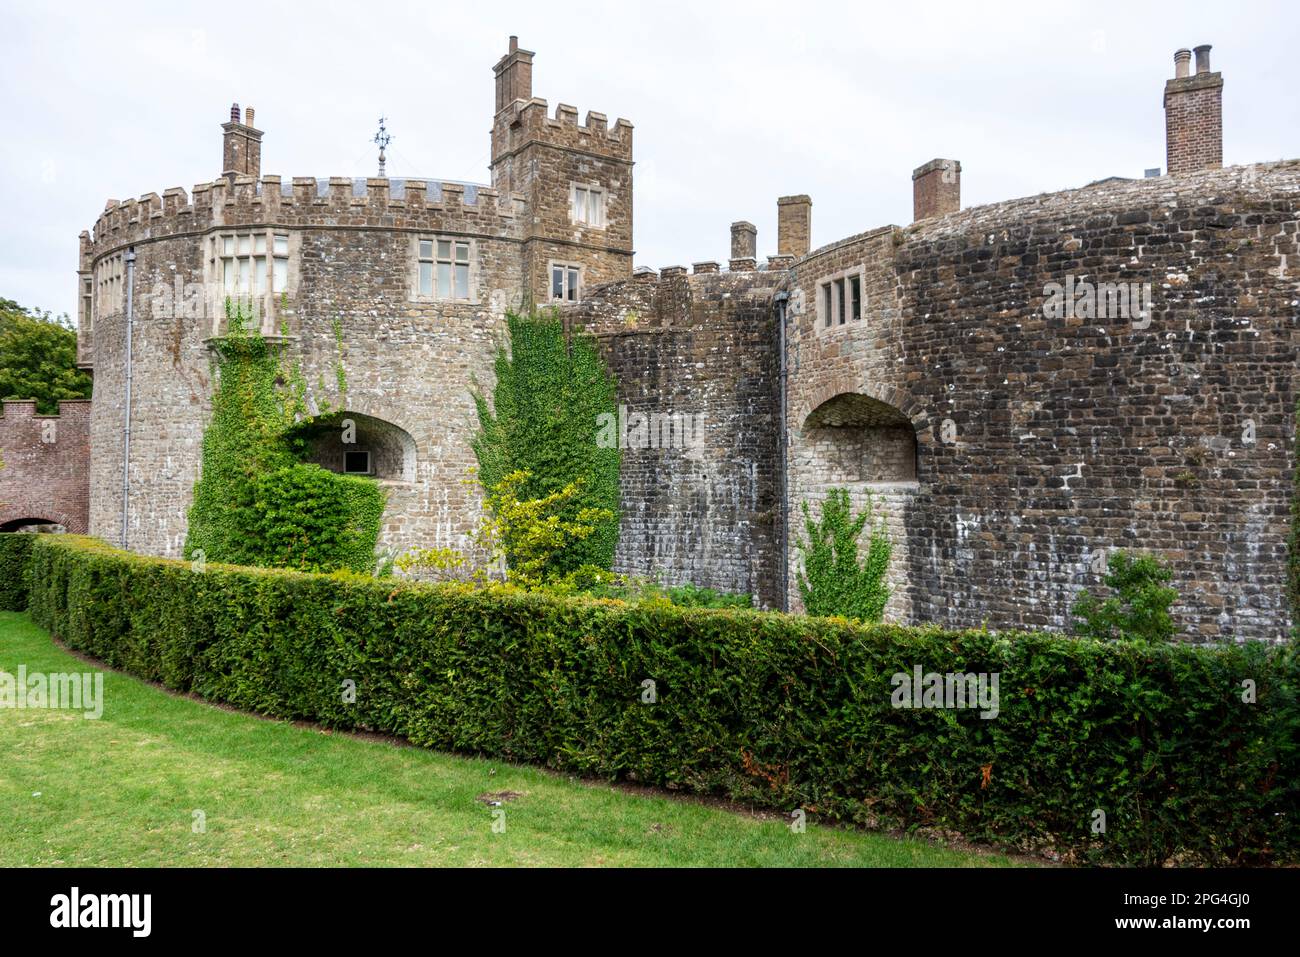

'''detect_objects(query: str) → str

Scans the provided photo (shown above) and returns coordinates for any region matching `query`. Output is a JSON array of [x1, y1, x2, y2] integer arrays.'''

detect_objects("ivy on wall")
[[183, 302, 383, 574], [472, 310, 621, 574], [796, 488, 892, 622]]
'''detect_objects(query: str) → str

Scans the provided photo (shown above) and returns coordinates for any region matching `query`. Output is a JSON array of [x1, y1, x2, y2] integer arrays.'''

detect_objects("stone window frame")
[[211, 230, 291, 298], [569, 181, 607, 230], [94, 253, 124, 319], [410, 235, 480, 304], [548, 260, 583, 303], [79, 274, 93, 332], [202, 229, 300, 334], [343, 450, 372, 476], [815, 266, 865, 331]]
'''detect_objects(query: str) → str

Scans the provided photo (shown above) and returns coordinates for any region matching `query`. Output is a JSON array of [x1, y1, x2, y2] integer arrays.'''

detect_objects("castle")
[[3, 39, 1297, 642]]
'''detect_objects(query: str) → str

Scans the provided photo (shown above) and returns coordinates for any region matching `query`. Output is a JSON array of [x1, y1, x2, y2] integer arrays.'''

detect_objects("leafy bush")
[[250, 464, 385, 574], [398, 470, 611, 590], [397, 476, 742, 608], [1071, 550, 1178, 643], [584, 575, 753, 609], [796, 487, 891, 622], [183, 301, 383, 574], [0, 532, 33, 609], [18, 533, 1299, 866], [472, 311, 620, 575]]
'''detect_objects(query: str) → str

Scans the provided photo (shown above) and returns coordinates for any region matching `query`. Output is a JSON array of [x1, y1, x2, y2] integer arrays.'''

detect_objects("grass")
[[0, 611, 1025, 867]]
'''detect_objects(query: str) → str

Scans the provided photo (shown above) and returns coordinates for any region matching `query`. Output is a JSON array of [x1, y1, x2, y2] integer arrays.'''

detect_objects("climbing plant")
[[183, 300, 384, 573], [471, 309, 620, 575], [796, 487, 892, 622]]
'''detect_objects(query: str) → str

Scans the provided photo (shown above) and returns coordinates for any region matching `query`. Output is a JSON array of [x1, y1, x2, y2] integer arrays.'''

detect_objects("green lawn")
[[0, 611, 1024, 867]]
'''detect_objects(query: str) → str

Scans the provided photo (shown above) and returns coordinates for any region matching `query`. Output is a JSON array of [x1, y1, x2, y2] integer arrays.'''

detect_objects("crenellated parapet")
[[85, 175, 530, 255], [493, 97, 633, 166]]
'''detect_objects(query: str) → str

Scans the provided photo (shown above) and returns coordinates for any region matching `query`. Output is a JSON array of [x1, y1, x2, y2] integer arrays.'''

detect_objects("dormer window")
[[570, 184, 606, 228]]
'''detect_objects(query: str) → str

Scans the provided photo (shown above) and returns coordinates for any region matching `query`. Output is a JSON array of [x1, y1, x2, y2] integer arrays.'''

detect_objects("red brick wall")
[[1164, 74, 1223, 176], [0, 400, 91, 533]]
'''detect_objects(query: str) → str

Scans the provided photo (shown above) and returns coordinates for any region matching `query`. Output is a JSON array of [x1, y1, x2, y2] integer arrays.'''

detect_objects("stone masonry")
[[50, 39, 1299, 642]]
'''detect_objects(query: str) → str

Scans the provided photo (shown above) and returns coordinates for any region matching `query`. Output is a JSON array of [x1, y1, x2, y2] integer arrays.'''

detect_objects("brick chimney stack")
[[1164, 44, 1223, 176], [493, 35, 535, 114], [776, 196, 811, 258], [912, 158, 961, 222], [222, 102, 263, 180], [729, 221, 757, 270]]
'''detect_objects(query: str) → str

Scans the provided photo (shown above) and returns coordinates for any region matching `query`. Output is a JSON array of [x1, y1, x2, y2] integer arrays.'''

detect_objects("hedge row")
[[7, 533, 1299, 865], [0, 532, 33, 610]]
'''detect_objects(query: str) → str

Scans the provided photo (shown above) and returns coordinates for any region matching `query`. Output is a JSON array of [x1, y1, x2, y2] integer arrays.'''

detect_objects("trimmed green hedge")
[[0, 532, 33, 609], [10, 533, 1300, 865]]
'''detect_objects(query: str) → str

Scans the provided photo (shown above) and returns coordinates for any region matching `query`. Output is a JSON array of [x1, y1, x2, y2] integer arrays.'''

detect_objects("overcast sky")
[[2, 0, 1296, 319]]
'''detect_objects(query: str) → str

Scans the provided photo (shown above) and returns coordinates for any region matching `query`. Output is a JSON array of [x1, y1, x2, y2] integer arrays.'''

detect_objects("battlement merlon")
[[85, 176, 530, 254], [492, 97, 633, 165]]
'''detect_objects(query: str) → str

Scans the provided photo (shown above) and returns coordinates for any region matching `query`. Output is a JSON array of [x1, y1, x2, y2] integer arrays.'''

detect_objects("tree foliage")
[[0, 299, 92, 414]]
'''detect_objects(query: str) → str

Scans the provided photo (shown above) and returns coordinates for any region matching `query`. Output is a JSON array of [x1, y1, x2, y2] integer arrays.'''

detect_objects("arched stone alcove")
[[293, 411, 417, 483], [801, 392, 918, 486]]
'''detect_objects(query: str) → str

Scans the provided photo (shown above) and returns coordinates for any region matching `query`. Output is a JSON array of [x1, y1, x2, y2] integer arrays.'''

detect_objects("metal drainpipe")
[[774, 289, 790, 611], [120, 248, 135, 550]]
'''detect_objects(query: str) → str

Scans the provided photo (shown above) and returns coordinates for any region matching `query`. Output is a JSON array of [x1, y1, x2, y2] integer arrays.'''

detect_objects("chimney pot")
[[1173, 48, 1192, 78], [1193, 44, 1212, 74], [230, 102, 240, 122], [245, 106, 255, 127], [509, 35, 518, 53]]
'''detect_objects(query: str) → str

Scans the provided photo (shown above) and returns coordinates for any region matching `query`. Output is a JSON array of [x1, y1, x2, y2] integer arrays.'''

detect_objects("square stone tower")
[[489, 37, 634, 306]]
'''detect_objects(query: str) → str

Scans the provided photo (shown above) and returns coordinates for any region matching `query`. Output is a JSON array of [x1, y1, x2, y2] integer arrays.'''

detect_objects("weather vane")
[[374, 116, 392, 177]]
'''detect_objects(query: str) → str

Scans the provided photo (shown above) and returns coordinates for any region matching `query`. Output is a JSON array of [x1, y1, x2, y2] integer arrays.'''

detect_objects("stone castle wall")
[[564, 268, 783, 606], [56, 40, 1299, 642], [84, 177, 525, 558], [785, 161, 1300, 642]]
